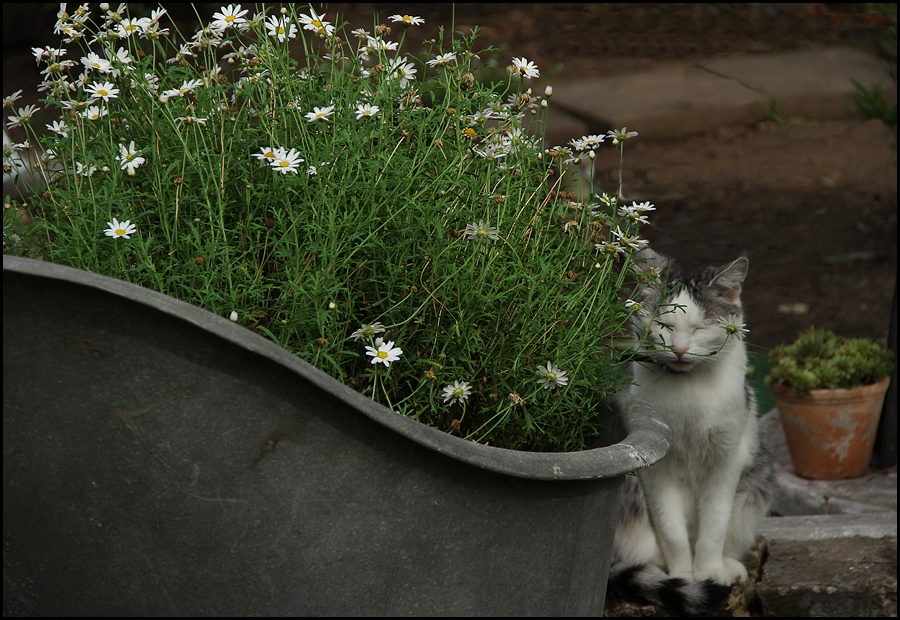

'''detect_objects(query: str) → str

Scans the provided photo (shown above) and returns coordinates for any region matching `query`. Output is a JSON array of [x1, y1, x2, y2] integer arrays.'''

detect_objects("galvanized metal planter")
[[3, 256, 670, 616]]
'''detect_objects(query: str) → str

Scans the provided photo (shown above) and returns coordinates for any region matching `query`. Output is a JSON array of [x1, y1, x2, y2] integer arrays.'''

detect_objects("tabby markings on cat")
[[608, 249, 776, 615]]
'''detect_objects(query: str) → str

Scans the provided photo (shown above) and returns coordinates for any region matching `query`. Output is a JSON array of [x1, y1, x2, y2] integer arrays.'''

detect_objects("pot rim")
[[4, 255, 671, 481], [769, 375, 891, 399]]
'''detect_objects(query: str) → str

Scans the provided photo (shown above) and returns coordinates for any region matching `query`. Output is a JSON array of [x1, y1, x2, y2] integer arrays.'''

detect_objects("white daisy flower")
[[355, 103, 380, 120], [427, 52, 457, 68], [266, 15, 297, 42], [86, 81, 119, 102], [618, 205, 650, 225], [104, 217, 137, 239], [175, 115, 208, 128], [607, 127, 639, 143], [162, 79, 203, 99], [298, 8, 334, 36], [116, 140, 146, 176], [388, 14, 425, 26], [718, 315, 749, 341], [611, 226, 648, 251], [117, 17, 149, 39], [625, 299, 650, 317], [365, 36, 398, 53], [472, 144, 508, 162], [3, 90, 23, 109], [465, 220, 500, 242], [269, 147, 304, 174], [252, 146, 279, 163], [574, 134, 606, 151], [365, 337, 403, 367], [305, 105, 334, 123], [81, 105, 108, 121], [511, 57, 540, 79], [211, 4, 248, 32], [6, 104, 39, 128], [46, 120, 69, 138], [442, 380, 473, 404], [535, 360, 569, 390], [108, 47, 134, 68], [536, 361, 568, 390], [388, 56, 417, 88], [350, 322, 386, 341], [81, 52, 113, 73]]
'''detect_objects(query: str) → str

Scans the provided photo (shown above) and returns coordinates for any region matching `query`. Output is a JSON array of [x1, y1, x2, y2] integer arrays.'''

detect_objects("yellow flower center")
[[225, 15, 235, 23], [377, 351, 388, 359], [546, 371, 557, 382], [97, 89, 108, 96], [115, 228, 126, 235]]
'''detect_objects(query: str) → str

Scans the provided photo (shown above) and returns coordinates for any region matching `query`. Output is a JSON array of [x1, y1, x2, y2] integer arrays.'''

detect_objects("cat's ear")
[[710, 257, 748, 301]]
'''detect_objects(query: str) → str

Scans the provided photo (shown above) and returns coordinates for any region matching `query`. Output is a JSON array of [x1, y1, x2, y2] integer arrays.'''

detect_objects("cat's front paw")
[[723, 557, 749, 584], [693, 566, 733, 586]]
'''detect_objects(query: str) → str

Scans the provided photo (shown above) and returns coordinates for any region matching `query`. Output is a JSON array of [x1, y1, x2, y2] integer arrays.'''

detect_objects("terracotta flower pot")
[[771, 377, 891, 480]]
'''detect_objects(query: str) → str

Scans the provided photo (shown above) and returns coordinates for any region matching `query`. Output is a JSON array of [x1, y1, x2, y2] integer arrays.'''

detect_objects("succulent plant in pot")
[[766, 327, 894, 479]]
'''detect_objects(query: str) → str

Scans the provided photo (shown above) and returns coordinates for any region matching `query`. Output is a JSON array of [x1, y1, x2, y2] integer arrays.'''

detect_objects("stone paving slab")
[[757, 535, 898, 617], [759, 410, 898, 517], [549, 46, 895, 141], [760, 513, 898, 542]]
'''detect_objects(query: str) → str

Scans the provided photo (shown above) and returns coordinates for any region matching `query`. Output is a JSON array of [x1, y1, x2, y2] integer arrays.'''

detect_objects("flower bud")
[[229, 311, 238, 322], [544, 85, 553, 98]]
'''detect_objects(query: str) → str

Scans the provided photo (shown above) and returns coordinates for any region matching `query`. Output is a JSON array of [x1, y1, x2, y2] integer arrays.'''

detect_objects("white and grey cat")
[[609, 249, 776, 614]]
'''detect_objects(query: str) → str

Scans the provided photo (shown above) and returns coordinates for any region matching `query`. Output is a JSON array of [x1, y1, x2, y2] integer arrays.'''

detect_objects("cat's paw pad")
[[693, 567, 732, 586], [723, 557, 749, 584]]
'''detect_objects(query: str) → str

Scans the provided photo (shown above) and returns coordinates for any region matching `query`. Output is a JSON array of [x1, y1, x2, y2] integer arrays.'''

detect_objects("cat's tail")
[[608, 563, 733, 615]]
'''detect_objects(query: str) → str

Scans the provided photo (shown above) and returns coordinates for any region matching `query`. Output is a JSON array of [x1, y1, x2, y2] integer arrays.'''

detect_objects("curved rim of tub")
[[3, 254, 671, 480]]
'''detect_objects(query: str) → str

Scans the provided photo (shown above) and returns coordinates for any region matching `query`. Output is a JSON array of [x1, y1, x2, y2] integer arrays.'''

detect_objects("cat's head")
[[629, 249, 748, 373]]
